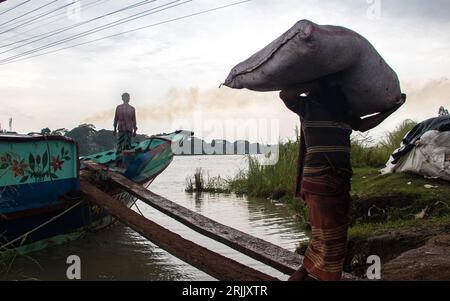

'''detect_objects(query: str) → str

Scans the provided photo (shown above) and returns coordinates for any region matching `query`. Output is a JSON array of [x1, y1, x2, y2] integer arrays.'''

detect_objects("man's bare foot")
[[288, 266, 308, 281]]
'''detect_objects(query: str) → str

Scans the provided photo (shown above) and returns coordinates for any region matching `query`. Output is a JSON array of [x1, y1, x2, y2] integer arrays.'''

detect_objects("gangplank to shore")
[[0, 130, 355, 281], [81, 161, 356, 281]]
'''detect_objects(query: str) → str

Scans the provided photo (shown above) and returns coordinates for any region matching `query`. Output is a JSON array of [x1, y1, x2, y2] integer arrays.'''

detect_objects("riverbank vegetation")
[[185, 119, 450, 278], [185, 168, 231, 194], [30, 124, 150, 156], [350, 119, 417, 168], [185, 119, 450, 235]]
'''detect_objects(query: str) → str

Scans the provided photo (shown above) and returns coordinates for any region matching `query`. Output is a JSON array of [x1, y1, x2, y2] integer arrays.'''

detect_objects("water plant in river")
[[185, 168, 231, 194], [225, 119, 418, 201], [186, 119, 450, 235]]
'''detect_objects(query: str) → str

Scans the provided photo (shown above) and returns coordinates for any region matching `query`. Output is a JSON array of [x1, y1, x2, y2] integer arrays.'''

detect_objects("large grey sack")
[[223, 20, 402, 117]]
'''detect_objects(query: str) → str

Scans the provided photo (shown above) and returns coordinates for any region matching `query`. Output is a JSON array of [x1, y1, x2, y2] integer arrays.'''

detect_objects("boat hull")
[[1, 194, 135, 254], [0, 130, 192, 254]]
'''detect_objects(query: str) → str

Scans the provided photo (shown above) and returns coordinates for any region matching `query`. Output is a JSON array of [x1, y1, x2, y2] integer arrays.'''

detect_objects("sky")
[[0, 0, 449, 143]]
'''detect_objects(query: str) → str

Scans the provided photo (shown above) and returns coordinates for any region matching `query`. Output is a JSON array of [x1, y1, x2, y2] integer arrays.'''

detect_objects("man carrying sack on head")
[[280, 80, 406, 281]]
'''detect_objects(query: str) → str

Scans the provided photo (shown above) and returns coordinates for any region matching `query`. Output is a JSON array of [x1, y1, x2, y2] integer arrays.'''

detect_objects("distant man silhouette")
[[113, 92, 137, 153]]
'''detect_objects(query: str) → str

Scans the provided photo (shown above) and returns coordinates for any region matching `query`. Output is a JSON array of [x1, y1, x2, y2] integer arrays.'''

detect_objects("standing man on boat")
[[113, 92, 138, 153], [280, 80, 405, 281]]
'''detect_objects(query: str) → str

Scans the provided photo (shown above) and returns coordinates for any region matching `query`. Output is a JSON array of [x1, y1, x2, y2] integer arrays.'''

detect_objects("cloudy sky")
[[0, 0, 449, 143]]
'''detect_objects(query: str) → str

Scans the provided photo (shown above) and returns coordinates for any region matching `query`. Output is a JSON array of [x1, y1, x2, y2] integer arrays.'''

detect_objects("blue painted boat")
[[0, 130, 192, 254]]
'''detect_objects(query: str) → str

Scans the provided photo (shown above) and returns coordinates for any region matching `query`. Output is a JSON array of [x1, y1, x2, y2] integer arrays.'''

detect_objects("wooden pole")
[[82, 161, 358, 280], [83, 161, 302, 275], [80, 179, 278, 281]]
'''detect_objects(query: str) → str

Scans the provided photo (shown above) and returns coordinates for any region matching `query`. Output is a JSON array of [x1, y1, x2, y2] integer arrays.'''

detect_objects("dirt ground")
[[345, 223, 450, 280], [382, 234, 450, 281]]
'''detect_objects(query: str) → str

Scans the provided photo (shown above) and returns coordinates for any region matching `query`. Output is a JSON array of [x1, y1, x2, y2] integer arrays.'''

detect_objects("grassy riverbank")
[[186, 120, 418, 195], [185, 119, 450, 279], [185, 165, 450, 233], [349, 168, 450, 236], [185, 119, 450, 243]]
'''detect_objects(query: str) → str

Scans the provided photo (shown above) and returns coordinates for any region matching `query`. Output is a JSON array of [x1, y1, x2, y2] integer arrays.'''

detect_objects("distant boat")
[[0, 130, 192, 255]]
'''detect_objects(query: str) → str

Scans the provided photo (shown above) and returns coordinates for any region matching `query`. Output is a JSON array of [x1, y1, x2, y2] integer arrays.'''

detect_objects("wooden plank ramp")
[[82, 161, 357, 281], [80, 178, 278, 281], [83, 161, 303, 275]]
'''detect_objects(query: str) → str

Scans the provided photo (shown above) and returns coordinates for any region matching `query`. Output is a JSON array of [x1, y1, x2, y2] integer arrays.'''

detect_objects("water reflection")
[[4, 155, 305, 281], [5, 225, 206, 281]]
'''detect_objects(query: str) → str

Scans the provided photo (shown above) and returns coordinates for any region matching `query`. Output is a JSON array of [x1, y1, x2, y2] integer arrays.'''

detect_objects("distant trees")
[[64, 124, 148, 156], [179, 137, 268, 156], [37, 125, 268, 157], [65, 124, 98, 155], [95, 129, 116, 151]]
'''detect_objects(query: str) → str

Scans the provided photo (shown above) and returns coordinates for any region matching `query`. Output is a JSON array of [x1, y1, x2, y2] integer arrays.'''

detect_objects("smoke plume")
[[84, 87, 277, 123]]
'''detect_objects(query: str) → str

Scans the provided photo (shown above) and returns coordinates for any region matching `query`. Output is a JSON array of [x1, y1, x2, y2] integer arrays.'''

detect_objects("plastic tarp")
[[392, 116, 450, 163], [381, 130, 450, 181]]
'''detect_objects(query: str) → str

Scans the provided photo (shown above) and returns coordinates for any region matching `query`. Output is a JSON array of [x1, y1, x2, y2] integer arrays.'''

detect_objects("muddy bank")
[[295, 223, 450, 280], [382, 234, 450, 281], [345, 223, 450, 279]]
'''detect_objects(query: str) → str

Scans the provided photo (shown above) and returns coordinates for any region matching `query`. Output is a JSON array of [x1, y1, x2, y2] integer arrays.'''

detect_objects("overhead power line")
[[0, 0, 78, 30], [0, 0, 153, 36], [15, 0, 108, 32], [2, 0, 110, 44], [0, 1, 77, 35], [0, 0, 159, 51], [0, 0, 182, 56], [0, 0, 32, 17], [0, 0, 60, 28], [0, 0, 252, 66]]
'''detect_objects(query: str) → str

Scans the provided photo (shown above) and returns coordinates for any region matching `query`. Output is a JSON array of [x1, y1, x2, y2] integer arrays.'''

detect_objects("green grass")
[[185, 168, 231, 194], [348, 216, 450, 239], [224, 119, 418, 201], [185, 140, 300, 200], [185, 119, 450, 236], [351, 168, 450, 203], [348, 167, 450, 236], [350, 119, 417, 168], [243, 141, 299, 201]]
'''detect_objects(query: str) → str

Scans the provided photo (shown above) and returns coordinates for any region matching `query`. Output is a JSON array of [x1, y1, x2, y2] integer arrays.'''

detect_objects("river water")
[[5, 155, 307, 281]]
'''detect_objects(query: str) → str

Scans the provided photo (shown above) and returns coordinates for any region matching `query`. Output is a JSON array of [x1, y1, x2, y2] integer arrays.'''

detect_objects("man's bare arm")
[[279, 82, 320, 114], [279, 91, 302, 114], [353, 94, 407, 132], [113, 107, 119, 135], [352, 110, 395, 132], [280, 82, 320, 98], [132, 108, 137, 137]]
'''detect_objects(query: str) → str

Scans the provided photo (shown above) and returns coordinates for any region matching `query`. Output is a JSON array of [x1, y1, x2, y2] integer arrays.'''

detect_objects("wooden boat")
[[0, 130, 192, 254]]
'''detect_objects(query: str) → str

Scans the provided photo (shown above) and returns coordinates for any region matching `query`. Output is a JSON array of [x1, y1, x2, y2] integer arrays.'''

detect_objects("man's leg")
[[288, 266, 308, 281], [117, 131, 132, 153], [302, 190, 350, 281], [116, 131, 133, 167]]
